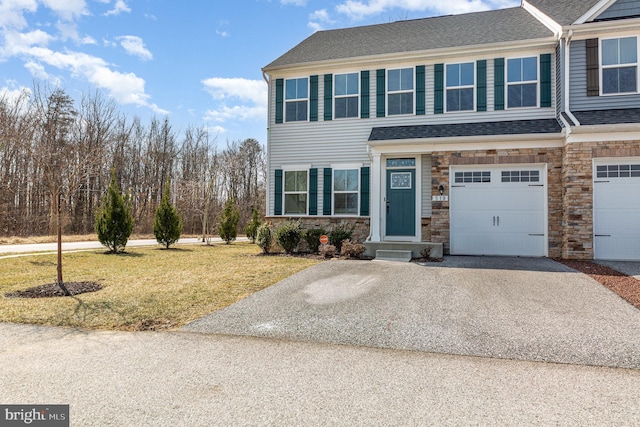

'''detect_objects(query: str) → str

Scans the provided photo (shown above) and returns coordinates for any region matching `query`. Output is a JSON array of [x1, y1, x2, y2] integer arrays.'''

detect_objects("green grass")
[[0, 242, 319, 331]]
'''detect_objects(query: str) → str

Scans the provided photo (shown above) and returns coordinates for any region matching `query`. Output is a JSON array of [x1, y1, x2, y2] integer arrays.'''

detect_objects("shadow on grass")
[[153, 247, 194, 252], [71, 295, 130, 325], [29, 260, 56, 266], [100, 251, 145, 258]]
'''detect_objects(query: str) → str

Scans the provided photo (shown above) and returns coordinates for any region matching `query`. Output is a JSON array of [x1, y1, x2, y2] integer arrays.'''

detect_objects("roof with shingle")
[[368, 119, 563, 141], [264, 7, 554, 70], [526, 0, 603, 25], [572, 108, 640, 125]]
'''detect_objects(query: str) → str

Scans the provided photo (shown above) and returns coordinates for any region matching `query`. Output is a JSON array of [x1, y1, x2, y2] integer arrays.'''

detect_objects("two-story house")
[[262, 0, 640, 260]]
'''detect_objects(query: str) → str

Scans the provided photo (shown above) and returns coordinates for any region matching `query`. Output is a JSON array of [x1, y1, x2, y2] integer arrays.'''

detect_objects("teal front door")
[[386, 169, 416, 236]]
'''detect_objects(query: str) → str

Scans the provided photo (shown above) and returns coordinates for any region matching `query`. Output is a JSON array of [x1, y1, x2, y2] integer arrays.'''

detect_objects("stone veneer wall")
[[266, 216, 370, 251], [562, 141, 640, 259], [430, 147, 564, 257]]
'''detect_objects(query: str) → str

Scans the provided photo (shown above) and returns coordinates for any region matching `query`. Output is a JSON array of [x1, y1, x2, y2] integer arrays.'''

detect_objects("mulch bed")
[[4, 282, 103, 299], [555, 259, 640, 310]]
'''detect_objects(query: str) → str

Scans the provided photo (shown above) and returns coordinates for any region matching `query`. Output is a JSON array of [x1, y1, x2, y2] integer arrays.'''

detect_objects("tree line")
[[0, 83, 266, 238]]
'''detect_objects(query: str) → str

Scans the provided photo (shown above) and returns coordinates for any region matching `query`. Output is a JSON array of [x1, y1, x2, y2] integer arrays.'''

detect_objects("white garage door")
[[594, 160, 640, 260], [450, 166, 547, 257]]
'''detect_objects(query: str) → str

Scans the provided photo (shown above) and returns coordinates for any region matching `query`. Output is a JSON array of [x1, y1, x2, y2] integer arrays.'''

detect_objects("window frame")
[[334, 72, 360, 120], [387, 67, 414, 116], [332, 165, 361, 216], [600, 36, 639, 96], [505, 56, 539, 109], [445, 61, 476, 113], [283, 169, 309, 215], [284, 77, 309, 122]]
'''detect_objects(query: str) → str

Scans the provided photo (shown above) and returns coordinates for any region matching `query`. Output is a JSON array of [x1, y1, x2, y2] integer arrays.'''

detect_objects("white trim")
[[522, 1, 562, 38], [599, 35, 640, 97], [333, 72, 360, 120], [444, 61, 476, 113], [280, 164, 312, 171], [380, 154, 421, 243], [574, 0, 618, 25], [368, 134, 565, 152], [566, 127, 640, 143], [331, 167, 361, 217]]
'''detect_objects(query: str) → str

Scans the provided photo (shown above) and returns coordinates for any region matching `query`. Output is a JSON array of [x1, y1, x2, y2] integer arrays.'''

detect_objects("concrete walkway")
[[1, 322, 639, 426], [184, 257, 640, 370]]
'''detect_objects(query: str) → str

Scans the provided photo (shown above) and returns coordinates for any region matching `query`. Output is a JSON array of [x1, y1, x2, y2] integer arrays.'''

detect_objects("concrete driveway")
[[183, 256, 640, 370]]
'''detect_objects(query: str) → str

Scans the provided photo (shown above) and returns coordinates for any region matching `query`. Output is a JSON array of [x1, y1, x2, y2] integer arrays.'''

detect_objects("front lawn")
[[0, 242, 318, 330]]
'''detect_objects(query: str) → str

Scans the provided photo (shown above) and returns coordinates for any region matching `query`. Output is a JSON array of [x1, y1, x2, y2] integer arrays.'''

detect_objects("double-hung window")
[[333, 168, 359, 215], [507, 57, 538, 108], [446, 62, 474, 112], [601, 36, 638, 94], [388, 68, 413, 115], [285, 78, 308, 122], [334, 73, 359, 119], [284, 170, 308, 214]]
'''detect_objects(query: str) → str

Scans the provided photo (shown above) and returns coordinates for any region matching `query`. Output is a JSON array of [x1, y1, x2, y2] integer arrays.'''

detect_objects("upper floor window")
[[284, 170, 308, 214], [334, 73, 359, 119], [507, 57, 537, 108], [446, 62, 474, 112], [601, 37, 638, 94], [285, 78, 308, 122], [388, 68, 413, 115], [333, 168, 359, 215]]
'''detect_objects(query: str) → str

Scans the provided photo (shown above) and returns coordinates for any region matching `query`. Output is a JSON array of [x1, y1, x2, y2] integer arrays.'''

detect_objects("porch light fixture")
[[438, 184, 445, 195]]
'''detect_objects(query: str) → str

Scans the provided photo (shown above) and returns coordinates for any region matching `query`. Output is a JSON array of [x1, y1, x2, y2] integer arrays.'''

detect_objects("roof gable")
[[525, 0, 603, 25], [595, 0, 640, 21], [264, 7, 553, 71]]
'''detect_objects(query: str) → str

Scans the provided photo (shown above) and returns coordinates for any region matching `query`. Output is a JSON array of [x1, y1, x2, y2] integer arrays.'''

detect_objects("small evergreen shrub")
[[341, 239, 365, 259], [244, 207, 261, 243], [303, 227, 326, 254], [256, 224, 273, 254], [153, 180, 182, 249], [218, 197, 240, 244], [95, 173, 134, 254], [329, 223, 354, 253], [319, 244, 336, 258], [274, 220, 303, 254]]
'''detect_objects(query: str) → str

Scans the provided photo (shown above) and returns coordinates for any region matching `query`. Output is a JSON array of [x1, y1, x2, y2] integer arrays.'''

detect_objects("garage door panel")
[[450, 167, 546, 257], [594, 161, 640, 260]]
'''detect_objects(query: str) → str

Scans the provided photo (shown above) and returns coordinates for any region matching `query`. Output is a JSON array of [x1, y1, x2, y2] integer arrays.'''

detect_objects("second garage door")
[[450, 166, 547, 257]]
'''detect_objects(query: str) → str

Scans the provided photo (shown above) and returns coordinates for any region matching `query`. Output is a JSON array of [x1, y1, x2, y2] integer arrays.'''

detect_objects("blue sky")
[[0, 0, 518, 145]]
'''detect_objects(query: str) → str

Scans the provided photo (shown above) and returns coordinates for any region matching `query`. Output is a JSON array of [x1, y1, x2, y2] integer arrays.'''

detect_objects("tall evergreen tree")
[[218, 196, 239, 244], [95, 173, 134, 253], [243, 206, 261, 243], [154, 180, 182, 249]]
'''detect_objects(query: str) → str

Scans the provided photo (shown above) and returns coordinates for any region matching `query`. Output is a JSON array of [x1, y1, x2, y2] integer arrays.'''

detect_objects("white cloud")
[[281, 0, 307, 6], [308, 9, 335, 31], [336, 0, 519, 20], [24, 60, 50, 79], [117, 35, 152, 61], [0, 0, 38, 30], [216, 30, 229, 38], [0, 83, 32, 104], [104, 0, 131, 16], [39, 0, 88, 21], [202, 77, 267, 124]]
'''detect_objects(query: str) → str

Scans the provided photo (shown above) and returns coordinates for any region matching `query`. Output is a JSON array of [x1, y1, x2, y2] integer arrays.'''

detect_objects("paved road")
[[1, 322, 639, 426], [0, 237, 247, 255]]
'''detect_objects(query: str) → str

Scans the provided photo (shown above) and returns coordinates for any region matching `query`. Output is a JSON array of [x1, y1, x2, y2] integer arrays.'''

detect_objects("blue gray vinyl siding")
[[569, 39, 640, 111], [596, 0, 640, 20]]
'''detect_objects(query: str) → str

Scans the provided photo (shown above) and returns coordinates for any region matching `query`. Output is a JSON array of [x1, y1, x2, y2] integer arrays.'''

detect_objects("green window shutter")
[[540, 54, 552, 107], [310, 75, 318, 121], [434, 64, 444, 114], [275, 79, 284, 124], [360, 167, 370, 216], [476, 60, 487, 112], [309, 168, 318, 215], [494, 58, 505, 111], [376, 69, 385, 118], [274, 169, 283, 215], [323, 168, 332, 215], [361, 70, 370, 119], [416, 65, 425, 115], [586, 39, 599, 97], [324, 74, 333, 121]]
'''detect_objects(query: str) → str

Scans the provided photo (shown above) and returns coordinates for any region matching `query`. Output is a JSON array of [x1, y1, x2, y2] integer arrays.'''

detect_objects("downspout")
[[262, 70, 272, 218], [563, 30, 580, 128]]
